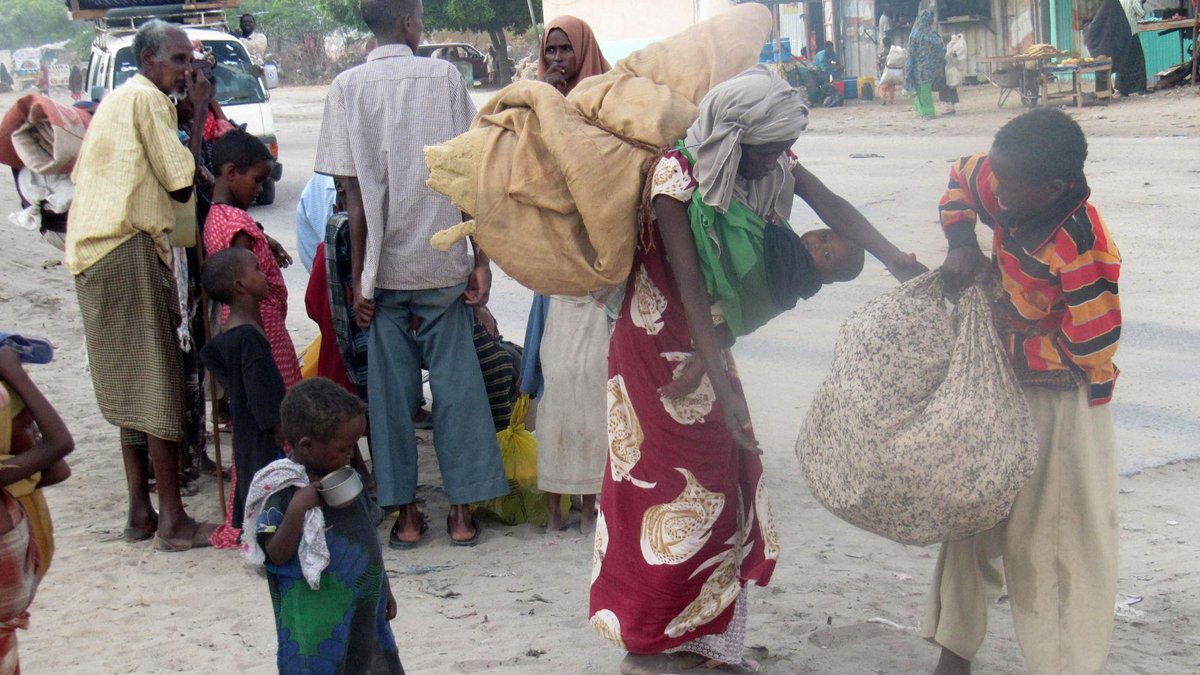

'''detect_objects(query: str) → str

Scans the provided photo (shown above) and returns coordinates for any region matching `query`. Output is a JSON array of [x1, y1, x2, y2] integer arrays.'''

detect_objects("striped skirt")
[[74, 233, 185, 443]]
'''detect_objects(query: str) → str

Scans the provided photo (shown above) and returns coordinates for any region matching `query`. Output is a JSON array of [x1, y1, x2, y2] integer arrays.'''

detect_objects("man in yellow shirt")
[[66, 19, 215, 552]]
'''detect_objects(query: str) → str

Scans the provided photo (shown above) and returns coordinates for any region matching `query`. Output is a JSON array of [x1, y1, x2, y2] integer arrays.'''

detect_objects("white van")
[[86, 26, 283, 204]]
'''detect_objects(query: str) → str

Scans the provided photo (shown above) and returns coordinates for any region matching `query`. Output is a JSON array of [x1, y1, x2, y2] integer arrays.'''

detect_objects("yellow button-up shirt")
[[65, 74, 195, 274]]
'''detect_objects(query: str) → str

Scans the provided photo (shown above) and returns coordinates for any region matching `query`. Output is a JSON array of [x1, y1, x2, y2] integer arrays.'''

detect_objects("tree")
[[0, 0, 90, 50], [424, 0, 541, 85], [316, 0, 367, 35], [310, 0, 540, 84], [234, 0, 336, 44]]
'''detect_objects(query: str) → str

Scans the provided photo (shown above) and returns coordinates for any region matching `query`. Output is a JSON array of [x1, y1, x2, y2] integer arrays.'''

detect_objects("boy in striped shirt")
[[924, 108, 1121, 675]]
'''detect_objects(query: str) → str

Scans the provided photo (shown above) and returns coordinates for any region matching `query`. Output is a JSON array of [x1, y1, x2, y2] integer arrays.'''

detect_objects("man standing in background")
[[314, 0, 507, 549]]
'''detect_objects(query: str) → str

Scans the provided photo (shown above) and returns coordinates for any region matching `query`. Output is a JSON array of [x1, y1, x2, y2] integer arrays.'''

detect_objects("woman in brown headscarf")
[[538, 15, 610, 95], [522, 16, 612, 533]]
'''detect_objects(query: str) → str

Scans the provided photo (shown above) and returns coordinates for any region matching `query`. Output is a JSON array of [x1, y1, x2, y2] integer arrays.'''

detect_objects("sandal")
[[388, 514, 428, 550], [152, 521, 216, 553], [122, 526, 155, 543]]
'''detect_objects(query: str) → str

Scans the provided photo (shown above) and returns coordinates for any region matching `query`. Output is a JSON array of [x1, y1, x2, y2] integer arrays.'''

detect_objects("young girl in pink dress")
[[203, 128, 300, 389]]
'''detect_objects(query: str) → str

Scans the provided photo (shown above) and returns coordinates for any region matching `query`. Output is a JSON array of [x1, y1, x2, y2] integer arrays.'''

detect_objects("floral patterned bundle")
[[796, 272, 1039, 546]]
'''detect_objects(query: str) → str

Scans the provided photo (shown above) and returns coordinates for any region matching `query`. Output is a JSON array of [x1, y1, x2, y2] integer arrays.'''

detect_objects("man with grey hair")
[[316, 0, 507, 549], [66, 19, 216, 551]]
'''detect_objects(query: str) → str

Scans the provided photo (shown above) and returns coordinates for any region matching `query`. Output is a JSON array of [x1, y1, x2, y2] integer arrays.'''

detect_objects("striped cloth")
[[0, 492, 38, 675], [325, 214, 369, 399], [940, 152, 1121, 405], [314, 44, 476, 295], [472, 321, 520, 431], [75, 233, 185, 442], [65, 74, 195, 275]]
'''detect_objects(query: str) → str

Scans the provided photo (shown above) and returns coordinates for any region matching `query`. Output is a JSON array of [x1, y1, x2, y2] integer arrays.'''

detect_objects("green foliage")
[[317, 0, 367, 33], [66, 27, 95, 60], [0, 0, 91, 50], [231, 0, 351, 43], [313, 0, 538, 34], [424, 0, 540, 33]]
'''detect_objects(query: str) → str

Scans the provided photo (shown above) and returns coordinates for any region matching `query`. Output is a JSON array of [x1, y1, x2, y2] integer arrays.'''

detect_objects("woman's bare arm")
[[653, 195, 759, 452]]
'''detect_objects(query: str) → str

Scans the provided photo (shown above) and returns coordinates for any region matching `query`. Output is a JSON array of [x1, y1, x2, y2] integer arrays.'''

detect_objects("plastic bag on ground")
[[475, 395, 569, 527], [796, 272, 1039, 546]]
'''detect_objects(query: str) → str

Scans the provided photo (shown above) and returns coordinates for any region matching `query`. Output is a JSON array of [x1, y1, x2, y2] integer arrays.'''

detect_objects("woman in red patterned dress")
[[590, 66, 925, 674]]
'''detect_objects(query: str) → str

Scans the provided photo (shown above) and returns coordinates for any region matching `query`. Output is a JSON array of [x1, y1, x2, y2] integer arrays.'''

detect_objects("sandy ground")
[[1, 81, 1198, 673]]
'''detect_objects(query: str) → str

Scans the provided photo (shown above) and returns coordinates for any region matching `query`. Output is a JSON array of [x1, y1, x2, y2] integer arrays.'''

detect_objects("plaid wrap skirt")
[[74, 232, 185, 443]]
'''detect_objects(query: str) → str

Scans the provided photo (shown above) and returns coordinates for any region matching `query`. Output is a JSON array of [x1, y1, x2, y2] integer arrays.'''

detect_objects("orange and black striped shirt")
[[940, 153, 1121, 406]]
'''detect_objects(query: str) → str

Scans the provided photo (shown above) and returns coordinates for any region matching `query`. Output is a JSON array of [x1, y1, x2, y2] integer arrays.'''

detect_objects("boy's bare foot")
[[932, 648, 971, 675]]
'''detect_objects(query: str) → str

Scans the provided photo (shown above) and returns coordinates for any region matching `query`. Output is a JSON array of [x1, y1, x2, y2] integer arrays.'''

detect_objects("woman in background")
[[905, 6, 946, 119], [522, 16, 612, 532]]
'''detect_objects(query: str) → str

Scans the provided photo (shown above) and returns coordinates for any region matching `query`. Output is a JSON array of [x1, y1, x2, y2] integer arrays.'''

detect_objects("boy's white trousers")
[[921, 386, 1118, 675]]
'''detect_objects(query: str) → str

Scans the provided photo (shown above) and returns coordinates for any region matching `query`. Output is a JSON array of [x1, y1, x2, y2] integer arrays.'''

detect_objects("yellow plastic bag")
[[299, 334, 321, 380], [476, 395, 569, 526]]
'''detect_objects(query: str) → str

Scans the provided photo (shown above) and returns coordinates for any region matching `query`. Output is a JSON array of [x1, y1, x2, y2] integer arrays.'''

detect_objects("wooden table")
[[1041, 62, 1114, 107]]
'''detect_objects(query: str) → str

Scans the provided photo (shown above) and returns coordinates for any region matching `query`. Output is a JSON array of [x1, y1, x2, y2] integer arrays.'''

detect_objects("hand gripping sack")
[[796, 272, 1039, 546]]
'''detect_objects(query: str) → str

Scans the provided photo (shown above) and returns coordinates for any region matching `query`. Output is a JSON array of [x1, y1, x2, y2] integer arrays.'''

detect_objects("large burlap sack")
[[796, 272, 1039, 546], [425, 3, 774, 295]]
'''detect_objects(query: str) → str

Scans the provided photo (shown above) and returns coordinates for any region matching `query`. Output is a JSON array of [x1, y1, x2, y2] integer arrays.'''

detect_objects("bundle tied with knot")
[[424, 3, 775, 296]]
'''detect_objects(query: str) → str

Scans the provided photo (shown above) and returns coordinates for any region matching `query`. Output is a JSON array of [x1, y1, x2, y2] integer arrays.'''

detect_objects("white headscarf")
[[683, 65, 810, 219]]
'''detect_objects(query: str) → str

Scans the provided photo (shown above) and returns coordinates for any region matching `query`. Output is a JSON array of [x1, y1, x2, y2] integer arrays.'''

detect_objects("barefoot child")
[[923, 108, 1121, 674], [199, 248, 286, 546], [1, 344, 73, 671], [204, 128, 301, 389], [245, 378, 403, 674]]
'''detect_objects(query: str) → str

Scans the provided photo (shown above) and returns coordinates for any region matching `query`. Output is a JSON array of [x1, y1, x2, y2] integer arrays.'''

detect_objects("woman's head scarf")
[[537, 16, 611, 93], [683, 65, 810, 219], [905, 6, 946, 92]]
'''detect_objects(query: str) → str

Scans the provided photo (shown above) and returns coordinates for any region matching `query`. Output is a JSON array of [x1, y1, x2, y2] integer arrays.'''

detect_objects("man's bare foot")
[[388, 503, 426, 549], [124, 509, 158, 542], [153, 517, 215, 551], [447, 504, 478, 544], [659, 355, 705, 401], [932, 647, 971, 675]]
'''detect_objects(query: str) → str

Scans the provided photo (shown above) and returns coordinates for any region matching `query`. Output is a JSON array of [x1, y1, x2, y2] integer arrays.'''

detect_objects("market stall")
[[979, 51, 1059, 107], [980, 43, 1115, 108]]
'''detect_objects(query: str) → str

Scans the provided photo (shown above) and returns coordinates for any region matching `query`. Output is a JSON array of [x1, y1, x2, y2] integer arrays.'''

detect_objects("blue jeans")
[[367, 284, 507, 507]]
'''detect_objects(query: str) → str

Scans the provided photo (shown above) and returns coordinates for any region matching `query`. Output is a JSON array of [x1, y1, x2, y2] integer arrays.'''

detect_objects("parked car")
[[86, 26, 283, 204], [415, 42, 488, 85]]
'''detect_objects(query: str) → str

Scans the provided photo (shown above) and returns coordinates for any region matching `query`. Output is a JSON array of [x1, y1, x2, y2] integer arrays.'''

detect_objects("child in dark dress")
[[199, 247, 286, 537], [247, 378, 403, 674]]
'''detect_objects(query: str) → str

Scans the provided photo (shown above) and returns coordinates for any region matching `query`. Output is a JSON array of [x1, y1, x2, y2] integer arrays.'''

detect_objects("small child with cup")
[[244, 377, 403, 673]]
